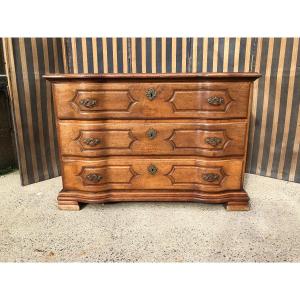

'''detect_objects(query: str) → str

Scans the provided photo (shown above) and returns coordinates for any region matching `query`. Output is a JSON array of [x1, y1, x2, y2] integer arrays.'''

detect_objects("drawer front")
[[59, 121, 247, 157], [62, 158, 243, 192], [53, 81, 250, 120]]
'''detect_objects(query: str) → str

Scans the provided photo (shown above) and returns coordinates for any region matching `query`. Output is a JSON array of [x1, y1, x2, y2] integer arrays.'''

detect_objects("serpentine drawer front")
[[45, 73, 260, 211], [61, 158, 243, 192], [53, 81, 250, 120], [58, 120, 247, 157]]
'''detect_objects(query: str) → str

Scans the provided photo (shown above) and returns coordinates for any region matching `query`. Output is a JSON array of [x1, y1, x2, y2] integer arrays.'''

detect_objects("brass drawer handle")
[[86, 173, 102, 182], [145, 88, 157, 100], [146, 128, 157, 139], [205, 137, 222, 147], [148, 164, 158, 175], [202, 173, 220, 182], [79, 99, 97, 108], [207, 96, 224, 106], [82, 137, 101, 146]]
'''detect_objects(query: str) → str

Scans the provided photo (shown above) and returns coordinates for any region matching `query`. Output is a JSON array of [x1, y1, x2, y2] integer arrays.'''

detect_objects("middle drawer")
[[58, 120, 247, 158]]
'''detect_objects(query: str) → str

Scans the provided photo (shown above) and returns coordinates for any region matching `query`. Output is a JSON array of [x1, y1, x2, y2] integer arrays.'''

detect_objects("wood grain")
[[58, 120, 247, 157], [52, 81, 251, 120]]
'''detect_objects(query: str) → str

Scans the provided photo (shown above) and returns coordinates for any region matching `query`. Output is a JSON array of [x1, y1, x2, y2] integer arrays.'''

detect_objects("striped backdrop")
[[3, 38, 300, 185], [4, 38, 68, 185]]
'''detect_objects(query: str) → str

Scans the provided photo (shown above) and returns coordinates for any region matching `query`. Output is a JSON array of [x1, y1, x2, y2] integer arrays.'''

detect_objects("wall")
[[4, 38, 300, 185]]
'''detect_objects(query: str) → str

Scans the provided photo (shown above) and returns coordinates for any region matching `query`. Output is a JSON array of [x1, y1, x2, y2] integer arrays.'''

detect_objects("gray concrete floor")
[[0, 171, 299, 262]]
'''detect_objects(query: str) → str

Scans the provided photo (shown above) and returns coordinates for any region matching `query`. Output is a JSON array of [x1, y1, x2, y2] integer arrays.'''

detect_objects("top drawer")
[[53, 81, 250, 120]]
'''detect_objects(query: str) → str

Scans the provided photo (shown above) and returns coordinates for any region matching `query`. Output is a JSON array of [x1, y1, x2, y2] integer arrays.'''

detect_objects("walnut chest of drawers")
[[45, 73, 260, 211]]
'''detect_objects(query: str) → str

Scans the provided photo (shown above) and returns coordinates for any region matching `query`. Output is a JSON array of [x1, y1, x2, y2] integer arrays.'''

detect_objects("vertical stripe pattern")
[[5, 37, 300, 184], [5, 38, 66, 185]]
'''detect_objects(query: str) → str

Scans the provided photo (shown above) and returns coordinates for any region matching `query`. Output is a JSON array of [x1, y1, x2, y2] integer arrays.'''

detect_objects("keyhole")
[[147, 128, 157, 139], [146, 88, 157, 100], [148, 164, 158, 175]]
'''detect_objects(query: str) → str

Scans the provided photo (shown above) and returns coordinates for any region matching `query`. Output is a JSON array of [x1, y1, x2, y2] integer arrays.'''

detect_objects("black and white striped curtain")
[[4, 38, 300, 185]]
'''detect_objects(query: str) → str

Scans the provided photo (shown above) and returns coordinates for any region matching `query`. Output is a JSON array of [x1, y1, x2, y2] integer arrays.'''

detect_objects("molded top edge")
[[44, 72, 261, 81]]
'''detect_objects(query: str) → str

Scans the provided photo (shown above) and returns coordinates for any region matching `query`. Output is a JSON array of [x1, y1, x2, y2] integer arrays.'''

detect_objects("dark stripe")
[[65, 38, 73, 73], [47, 38, 55, 73], [146, 38, 152, 73], [0, 39, 5, 74], [86, 38, 93, 73], [238, 38, 247, 71], [228, 38, 236, 72], [283, 40, 300, 180], [250, 38, 269, 173], [56, 38, 64, 73], [217, 38, 224, 72], [197, 38, 203, 72], [135, 38, 142, 73], [260, 38, 281, 176], [166, 38, 172, 73], [96, 38, 104, 73], [36, 38, 54, 179], [207, 38, 214, 72], [117, 38, 123, 73], [127, 38, 132, 73], [24, 38, 44, 181], [250, 38, 258, 72], [186, 38, 192, 72], [47, 39, 60, 173], [12, 39, 34, 182], [271, 38, 294, 177], [75, 38, 83, 73], [156, 38, 162, 73], [176, 38, 182, 73], [106, 38, 113, 73]]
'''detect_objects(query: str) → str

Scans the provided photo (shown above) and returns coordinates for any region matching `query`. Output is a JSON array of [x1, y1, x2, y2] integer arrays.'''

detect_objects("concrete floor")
[[0, 171, 299, 262]]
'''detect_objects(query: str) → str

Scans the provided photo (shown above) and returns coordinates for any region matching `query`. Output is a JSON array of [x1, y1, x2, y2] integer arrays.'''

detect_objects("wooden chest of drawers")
[[45, 73, 260, 211]]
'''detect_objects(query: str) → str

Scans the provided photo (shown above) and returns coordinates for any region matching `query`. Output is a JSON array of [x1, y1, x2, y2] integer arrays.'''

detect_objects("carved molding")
[[165, 129, 231, 151], [71, 89, 138, 112], [166, 165, 226, 186], [79, 165, 138, 185], [75, 129, 137, 151], [167, 89, 234, 113]]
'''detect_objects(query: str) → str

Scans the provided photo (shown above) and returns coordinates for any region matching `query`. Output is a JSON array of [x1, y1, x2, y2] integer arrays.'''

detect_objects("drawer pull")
[[86, 173, 102, 182], [82, 137, 101, 146], [146, 128, 157, 139], [145, 88, 157, 100], [79, 99, 97, 108], [205, 137, 222, 147], [148, 164, 158, 175], [202, 173, 220, 182], [207, 96, 224, 106]]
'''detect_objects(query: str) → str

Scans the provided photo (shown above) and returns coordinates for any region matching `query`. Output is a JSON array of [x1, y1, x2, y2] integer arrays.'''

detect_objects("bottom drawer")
[[62, 158, 244, 193]]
